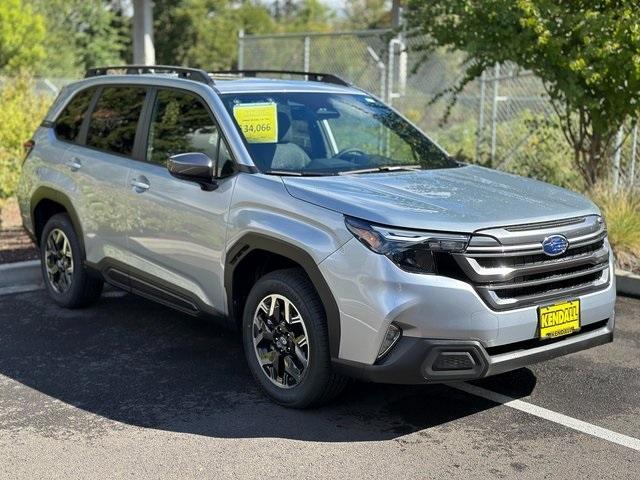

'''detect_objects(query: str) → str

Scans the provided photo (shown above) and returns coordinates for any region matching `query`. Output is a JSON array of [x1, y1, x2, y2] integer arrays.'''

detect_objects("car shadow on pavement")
[[0, 289, 537, 442]]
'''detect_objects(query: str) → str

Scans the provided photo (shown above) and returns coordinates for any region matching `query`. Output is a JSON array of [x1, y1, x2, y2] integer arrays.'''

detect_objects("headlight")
[[344, 216, 470, 274]]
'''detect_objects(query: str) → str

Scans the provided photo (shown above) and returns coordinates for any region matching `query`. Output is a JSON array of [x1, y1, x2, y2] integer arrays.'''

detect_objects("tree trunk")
[[578, 131, 610, 192]]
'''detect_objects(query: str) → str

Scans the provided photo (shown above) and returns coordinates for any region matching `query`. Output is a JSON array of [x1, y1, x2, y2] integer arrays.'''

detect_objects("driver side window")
[[147, 90, 219, 167]]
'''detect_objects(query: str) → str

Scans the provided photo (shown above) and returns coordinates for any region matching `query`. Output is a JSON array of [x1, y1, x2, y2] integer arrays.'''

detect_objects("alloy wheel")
[[252, 293, 310, 388], [44, 228, 74, 294]]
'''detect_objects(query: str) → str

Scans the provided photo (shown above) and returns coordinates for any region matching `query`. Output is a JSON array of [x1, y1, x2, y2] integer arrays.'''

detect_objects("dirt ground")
[[0, 198, 38, 264]]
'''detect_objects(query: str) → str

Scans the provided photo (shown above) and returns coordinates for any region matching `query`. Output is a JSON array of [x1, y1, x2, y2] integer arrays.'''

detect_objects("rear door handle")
[[66, 157, 82, 171], [131, 178, 150, 192]]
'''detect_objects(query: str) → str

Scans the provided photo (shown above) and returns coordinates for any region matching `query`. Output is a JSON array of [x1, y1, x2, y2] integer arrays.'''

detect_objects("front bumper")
[[333, 316, 614, 384], [319, 237, 617, 369]]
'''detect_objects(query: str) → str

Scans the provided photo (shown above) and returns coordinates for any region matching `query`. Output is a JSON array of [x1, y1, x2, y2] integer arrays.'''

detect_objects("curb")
[[0, 259, 43, 294], [615, 270, 640, 299]]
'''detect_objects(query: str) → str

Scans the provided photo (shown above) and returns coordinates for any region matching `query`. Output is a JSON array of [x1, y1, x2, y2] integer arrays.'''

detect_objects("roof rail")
[[210, 69, 350, 87], [85, 65, 214, 86]]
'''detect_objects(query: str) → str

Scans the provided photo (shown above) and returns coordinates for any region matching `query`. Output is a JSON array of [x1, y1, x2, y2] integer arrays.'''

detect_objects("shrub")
[[0, 75, 51, 202], [591, 186, 640, 273]]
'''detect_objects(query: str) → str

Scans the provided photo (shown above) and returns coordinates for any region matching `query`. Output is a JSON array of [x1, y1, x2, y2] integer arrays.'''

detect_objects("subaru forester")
[[18, 66, 616, 407]]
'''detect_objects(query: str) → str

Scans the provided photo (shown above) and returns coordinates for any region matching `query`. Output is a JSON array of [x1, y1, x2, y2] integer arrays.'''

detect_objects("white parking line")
[[453, 382, 640, 453]]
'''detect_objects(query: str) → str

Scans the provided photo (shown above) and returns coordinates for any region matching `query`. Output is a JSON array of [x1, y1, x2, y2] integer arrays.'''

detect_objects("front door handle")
[[66, 157, 82, 171], [130, 177, 150, 192]]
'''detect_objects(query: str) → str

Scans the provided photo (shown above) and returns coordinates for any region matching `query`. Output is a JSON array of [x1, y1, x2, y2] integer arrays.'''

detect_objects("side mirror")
[[167, 152, 218, 191]]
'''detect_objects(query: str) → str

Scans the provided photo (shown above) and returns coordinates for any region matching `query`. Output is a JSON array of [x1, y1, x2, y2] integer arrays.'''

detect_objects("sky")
[[321, 0, 344, 9]]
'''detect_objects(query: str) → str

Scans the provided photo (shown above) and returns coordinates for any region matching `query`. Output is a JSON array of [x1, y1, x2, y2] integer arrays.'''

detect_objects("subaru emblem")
[[542, 235, 569, 256]]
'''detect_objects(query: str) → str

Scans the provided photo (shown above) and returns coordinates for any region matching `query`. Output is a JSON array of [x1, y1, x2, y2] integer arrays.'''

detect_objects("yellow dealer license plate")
[[538, 300, 581, 340]]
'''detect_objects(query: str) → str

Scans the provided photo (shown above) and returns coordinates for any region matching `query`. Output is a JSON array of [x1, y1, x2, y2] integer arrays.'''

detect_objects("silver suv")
[[18, 66, 616, 407]]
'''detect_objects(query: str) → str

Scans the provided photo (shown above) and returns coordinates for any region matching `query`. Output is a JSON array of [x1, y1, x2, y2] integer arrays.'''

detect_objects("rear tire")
[[40, 213, 103, 308], [242, 268, 347, 408]]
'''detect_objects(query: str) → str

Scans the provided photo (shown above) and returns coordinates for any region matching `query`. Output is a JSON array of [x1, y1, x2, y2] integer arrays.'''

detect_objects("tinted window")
[[54, 88, 95, 142], [86, 86, 146, 156], [147, 90, 218, 166]]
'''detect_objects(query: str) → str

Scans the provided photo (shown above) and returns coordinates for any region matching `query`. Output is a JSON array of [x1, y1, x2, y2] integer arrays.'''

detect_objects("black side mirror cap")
[[167, 152, 218, 191]]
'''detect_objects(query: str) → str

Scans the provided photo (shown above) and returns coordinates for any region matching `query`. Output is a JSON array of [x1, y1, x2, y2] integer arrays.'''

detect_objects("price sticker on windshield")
[[233, 102, 278, 143]]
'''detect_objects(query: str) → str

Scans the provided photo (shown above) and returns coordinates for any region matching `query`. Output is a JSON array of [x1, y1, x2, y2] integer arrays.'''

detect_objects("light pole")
[[133, 0, 156, 65]]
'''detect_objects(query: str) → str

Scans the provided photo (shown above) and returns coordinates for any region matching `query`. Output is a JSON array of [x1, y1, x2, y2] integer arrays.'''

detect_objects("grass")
[[591, 186, 640, 273]]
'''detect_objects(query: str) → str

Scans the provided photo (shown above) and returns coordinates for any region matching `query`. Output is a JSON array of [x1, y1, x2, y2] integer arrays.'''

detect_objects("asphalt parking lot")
[[0, 287, 638, 479]]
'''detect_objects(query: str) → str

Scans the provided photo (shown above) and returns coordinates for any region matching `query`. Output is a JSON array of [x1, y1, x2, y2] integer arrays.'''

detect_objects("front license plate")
[[538, 300, 581, 340]]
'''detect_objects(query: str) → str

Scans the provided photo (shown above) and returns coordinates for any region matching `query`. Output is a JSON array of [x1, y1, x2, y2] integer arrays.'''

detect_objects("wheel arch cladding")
[[31, 187, 84, 252], [225, 233, 341, 360]]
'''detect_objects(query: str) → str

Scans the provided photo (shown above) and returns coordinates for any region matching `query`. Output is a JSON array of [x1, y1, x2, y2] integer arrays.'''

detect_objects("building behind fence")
[[239, 29, 638, 190]]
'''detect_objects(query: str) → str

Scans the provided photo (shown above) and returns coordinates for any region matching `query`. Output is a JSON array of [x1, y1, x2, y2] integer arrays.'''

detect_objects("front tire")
[[40, 213, 103, 308], [242, 268, 347, 408]]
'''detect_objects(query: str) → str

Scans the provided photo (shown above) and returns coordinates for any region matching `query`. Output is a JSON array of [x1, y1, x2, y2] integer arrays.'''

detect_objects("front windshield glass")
[[220, 92, 456, 175]]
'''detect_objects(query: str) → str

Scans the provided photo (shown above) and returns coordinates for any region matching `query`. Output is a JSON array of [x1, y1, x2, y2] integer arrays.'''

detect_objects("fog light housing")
[[377, 323, 402, 360]]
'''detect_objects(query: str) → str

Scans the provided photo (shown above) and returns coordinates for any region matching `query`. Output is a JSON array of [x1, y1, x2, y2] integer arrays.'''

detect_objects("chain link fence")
[[240, 29, 391, 99], [240, 29, 638, 190]]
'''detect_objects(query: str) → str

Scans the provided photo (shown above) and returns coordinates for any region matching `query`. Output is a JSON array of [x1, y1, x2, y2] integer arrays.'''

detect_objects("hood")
[[282, 165, 599, 233]]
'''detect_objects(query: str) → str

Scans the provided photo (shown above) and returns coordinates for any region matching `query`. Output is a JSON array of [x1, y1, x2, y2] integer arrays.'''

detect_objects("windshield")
[[220, 92, 457, 175]]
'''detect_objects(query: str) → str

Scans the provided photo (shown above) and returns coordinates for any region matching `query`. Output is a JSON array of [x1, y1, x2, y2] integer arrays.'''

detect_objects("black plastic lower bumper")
[[333, 321, 614, 384]]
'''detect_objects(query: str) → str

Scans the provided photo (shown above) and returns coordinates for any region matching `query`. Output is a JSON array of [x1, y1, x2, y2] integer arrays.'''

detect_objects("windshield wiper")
[[262, 170, 336, 177], [338, 165, 424, 175]]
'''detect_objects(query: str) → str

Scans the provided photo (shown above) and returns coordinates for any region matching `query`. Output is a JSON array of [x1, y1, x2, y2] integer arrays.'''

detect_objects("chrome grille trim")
[[454, 243, 609, 283], [476, 263, 607, 291], [479, 268, 610, 308], [465, 227, 606, 255], [455, 215, 610, 310]]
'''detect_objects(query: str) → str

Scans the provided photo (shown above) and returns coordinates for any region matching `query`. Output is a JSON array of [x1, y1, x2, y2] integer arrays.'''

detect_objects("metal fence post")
[[237, 29, 245, 70], [612, 125, 624, 192], [476, 70, 486, 163], [303, 35, 310, 78], [630, 123, 638, 188], [42, 78, 59, 95], [387, 37, 396, 106], [490, 63, 501, 166], [387, 36, 405, 106]]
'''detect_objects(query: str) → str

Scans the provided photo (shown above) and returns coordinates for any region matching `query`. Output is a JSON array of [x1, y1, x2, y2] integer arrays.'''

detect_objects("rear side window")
[[86, 86, 147, 156], [147, 89, 219, 166], [54, 88, 95, 143]]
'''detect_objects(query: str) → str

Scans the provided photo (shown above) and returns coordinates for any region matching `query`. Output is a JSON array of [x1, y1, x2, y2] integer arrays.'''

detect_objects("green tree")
[[343, 0, 391, 30], [0, 0, 46, 73], [406, 0, 640, 190], [154, 0, 275, 69], [26, 0, 128, 77], [0, 76, 50, 201], [282, 0, 334, 32]]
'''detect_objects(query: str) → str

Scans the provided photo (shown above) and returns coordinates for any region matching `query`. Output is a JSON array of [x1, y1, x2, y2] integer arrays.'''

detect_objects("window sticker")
[[233, 102, 278, 143]]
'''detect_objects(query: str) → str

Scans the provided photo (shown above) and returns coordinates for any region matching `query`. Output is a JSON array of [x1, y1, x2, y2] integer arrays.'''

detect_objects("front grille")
[[454, 215, 610, 310]]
